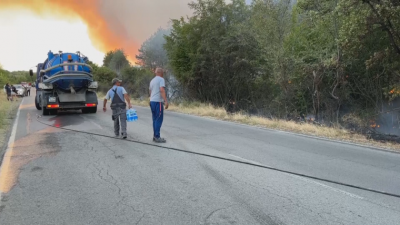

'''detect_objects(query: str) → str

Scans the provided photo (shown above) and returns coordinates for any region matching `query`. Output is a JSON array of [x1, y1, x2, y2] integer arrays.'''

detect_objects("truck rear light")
[[47, 104, 59, 108], [85, 103, 97, 107]]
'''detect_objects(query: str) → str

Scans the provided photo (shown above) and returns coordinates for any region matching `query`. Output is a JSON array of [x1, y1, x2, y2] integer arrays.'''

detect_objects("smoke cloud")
[[0, 0, 192, 63]]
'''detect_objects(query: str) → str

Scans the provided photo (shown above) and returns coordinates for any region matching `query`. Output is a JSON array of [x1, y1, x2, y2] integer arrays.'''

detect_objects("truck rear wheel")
[[35, 97, 42, 110]]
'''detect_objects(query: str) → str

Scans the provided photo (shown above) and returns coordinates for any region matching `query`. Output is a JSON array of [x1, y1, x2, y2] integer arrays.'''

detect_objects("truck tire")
[[35, 97, 42, 110]]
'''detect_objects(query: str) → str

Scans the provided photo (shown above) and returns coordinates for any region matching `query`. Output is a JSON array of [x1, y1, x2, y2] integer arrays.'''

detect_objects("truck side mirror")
[[29, 69, 33, 76]]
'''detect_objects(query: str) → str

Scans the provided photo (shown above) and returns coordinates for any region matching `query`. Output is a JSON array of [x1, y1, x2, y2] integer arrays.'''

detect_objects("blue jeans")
[[150, 102, 164, 138]]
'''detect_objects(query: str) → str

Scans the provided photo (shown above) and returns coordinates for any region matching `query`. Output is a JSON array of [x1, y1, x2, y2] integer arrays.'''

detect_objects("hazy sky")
[[0, 0, 192, 71], [0, 9, 104, 71], [0, 0, 253, 71]]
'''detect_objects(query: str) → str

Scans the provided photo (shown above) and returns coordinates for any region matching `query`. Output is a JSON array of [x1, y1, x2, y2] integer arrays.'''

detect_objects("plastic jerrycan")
[[126, 109, 138, 122]]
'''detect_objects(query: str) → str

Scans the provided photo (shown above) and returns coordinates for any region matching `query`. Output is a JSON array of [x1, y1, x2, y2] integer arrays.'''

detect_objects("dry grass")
[[0, 92, 19, 149], [129, 98, 400, 151]]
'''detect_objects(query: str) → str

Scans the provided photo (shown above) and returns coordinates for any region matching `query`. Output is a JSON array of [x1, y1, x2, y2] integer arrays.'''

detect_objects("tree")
[[359, 0, 400, 55], [165, 0, 269, 110], [108, 49, 130, 78], [284, 0, 346, 122], [93, 66, 117, 85], [103, 50, 115, 67], [0, 68, 9, 86], [250, 0, 295, 117], [121, 67, 154, 99], [338, 0, 400, 109], [136, 27, 171, 70]]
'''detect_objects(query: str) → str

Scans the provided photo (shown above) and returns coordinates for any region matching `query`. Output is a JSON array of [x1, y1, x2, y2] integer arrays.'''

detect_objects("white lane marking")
[[290, 175, 364, 199], [87, 119, 103, 130], [91, 121, 103, 130], [228, 154, 266, 166], [0, 97, 24, 198], [6, 98, 24, 152]]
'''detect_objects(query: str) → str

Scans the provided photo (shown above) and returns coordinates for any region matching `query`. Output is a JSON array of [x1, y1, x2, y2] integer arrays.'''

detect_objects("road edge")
[[0, 98, 23, 168], [134, 105, 400, 155]]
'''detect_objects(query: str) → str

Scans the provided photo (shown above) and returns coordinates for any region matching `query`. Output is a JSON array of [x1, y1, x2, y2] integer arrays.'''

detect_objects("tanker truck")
[[30, 50, 98, 115]]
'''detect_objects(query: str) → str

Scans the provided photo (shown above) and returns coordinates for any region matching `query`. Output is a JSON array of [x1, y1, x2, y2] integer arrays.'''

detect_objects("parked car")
[[12, 84, 26, 97]]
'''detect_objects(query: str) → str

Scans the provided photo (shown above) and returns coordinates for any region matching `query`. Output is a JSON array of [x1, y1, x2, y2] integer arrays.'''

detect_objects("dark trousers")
[[150, 102, 164, 138], [112, 107, 127, 135]]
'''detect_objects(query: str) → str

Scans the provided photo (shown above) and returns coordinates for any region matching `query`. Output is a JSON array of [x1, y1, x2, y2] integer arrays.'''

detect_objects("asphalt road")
[[0, 92, 400, 225]]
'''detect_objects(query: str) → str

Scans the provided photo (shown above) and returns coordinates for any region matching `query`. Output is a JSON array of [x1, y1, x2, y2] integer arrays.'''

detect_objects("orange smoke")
[[0, 0, 138, 63]]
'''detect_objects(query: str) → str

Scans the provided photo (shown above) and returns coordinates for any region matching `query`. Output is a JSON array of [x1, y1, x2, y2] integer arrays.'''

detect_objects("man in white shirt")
[[149, 68, 168, 143]]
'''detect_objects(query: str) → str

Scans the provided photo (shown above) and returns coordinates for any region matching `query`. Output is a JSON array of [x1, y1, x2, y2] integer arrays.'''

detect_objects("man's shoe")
[[153, 137, 166, 143], [122, 133, 127, 139]]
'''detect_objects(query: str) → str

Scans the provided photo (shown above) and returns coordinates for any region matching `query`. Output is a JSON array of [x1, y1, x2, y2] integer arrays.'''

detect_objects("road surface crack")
[[135, 213, 146, 225], [88, 135, 143, 218], [204, 204, 236, 224]]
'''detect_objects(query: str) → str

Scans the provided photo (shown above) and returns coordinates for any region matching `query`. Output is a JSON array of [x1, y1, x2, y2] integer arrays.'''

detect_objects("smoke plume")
[[0, 0, 192, 63]]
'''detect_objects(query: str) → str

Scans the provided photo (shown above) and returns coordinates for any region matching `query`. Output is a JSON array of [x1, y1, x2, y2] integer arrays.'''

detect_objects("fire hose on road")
[[36, 116, 400, 199]]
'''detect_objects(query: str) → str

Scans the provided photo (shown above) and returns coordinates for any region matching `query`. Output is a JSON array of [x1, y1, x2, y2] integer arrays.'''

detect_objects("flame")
[[0, 0, 137, 63]]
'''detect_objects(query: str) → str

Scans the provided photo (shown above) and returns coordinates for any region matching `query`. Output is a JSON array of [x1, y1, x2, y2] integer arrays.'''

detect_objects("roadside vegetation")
[[0, 64, 26, 150], [0, 92, 19, 151], [0, 67, 33, 86]]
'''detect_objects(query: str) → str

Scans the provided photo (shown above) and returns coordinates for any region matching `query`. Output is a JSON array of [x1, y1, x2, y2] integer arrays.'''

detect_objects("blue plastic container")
[[126, 109, 138, 122]]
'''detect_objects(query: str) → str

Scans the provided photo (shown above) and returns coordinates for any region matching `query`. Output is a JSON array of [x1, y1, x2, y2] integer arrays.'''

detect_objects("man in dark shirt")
[[4, 83, 12, 101], [11, 85, 17, 101]]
